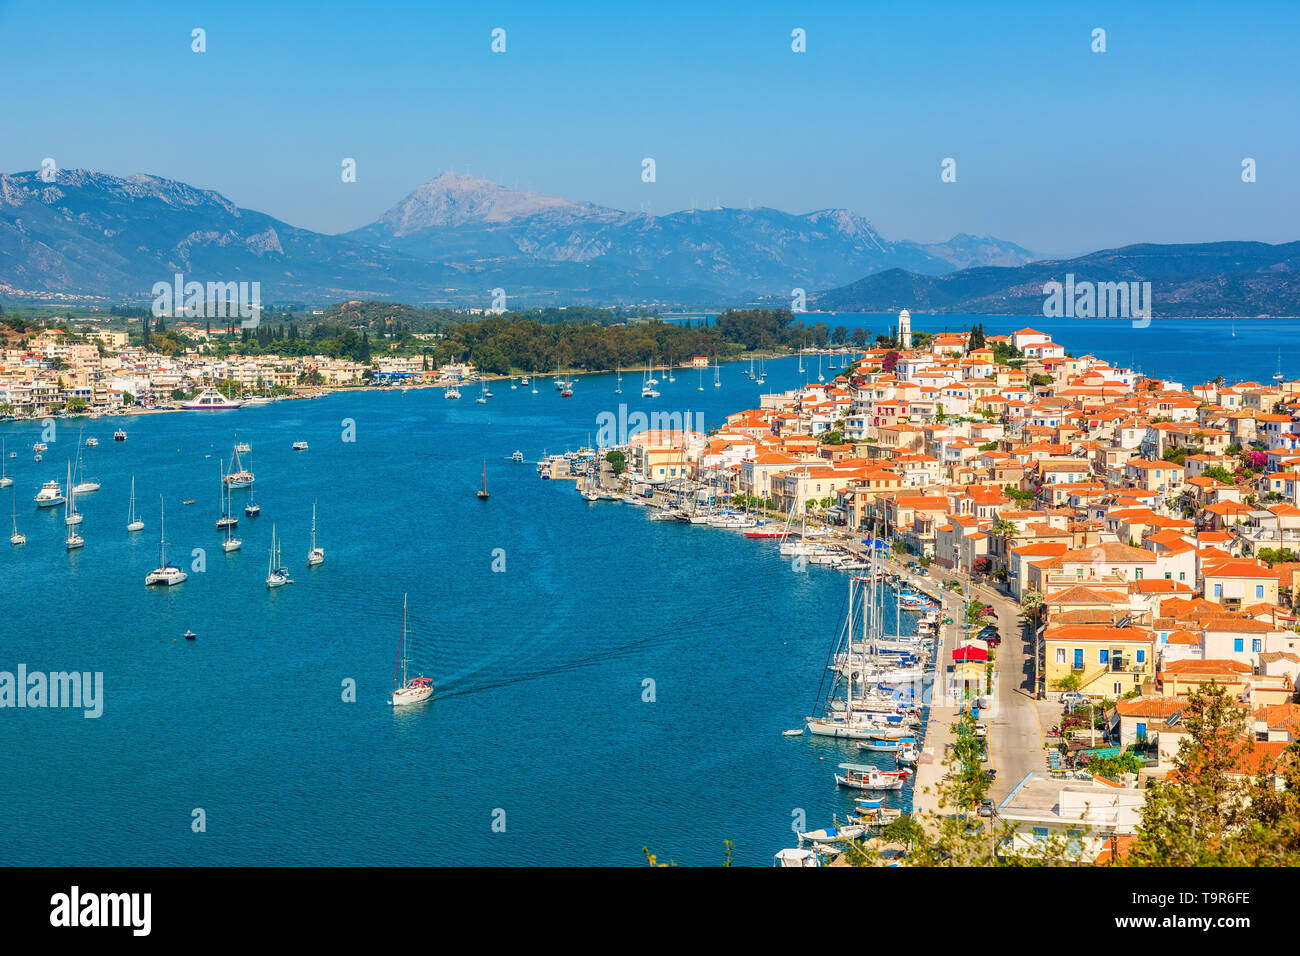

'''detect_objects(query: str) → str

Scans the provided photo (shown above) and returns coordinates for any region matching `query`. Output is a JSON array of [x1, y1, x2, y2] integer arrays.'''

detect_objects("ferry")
[[181, 387, 244, 410]]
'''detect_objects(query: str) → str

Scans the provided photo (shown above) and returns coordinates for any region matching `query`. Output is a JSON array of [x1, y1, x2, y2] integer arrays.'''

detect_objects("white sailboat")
[[221, 476, 241, 552], [389, 594, 433, 706], [698, 366, 704, 392], [476, 382, 488, 404], [216, 467, 239, 530], [266, 524, 291, 588], [641, 363, 659, 399], [145, 497, 187, 586], [64, 462, 83, 526], [307, 501, 324, 566], [0, 439, 11, 488], [713, 356, 721, 388], [10, 492, 25, 546], [71, 430, 100, 493], [65, 482, 84, 550], [615, 367, 622, 395], [225, 436, 254, 486], [126, 476, 144, 532]]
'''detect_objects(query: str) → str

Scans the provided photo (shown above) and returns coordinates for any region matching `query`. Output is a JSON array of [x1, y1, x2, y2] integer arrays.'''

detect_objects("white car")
[[1060, 692, 1089, 709]]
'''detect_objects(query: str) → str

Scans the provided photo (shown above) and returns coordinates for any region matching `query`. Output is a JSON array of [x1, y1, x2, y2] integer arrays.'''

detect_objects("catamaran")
[[266, 525, 291, 588], [389, 594, 434, 706], [225, 437, 254, 486], [127, 476, 144, 532], [145, 498, 187, 586], [10, 492, 24, 546], [307, 502, 324, 566]]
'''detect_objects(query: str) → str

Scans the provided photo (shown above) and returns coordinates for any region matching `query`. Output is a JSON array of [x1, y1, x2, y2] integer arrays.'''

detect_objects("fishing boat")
[[181, 387, 244, 410], [145, 498, 187, 586], [10, 493, 25, 546], [797, 825, 866, 844], [292, 440, 309, 451], [477, 461, 490, 500], [0, 440, 11, 488], [857, 735, 916, 753], [307, 501, 324, 566], [896, 744, 919, 767], [389, 594, 434, 706], [265, 525, 291, 588], [126, 476, 145, 532], [224, 437, 254, 486], [113, 429, 126, 442], [834, 763, 908, 790], [34, 479, 65, 508]]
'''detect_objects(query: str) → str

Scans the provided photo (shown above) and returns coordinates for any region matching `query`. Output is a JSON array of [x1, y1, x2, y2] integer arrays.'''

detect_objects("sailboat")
[[225, 436, 254, 486], [641, 364, 659, 399], [221, 490, 242, 553], [10, 492, 25, 546], [145, 497, 187, 585], [818, 354, 824, 383], [477, 461, 490, 500], [476, 382, 488, 404], [64, 462, 82, 526], [0, 439, 11, 488], [714, 356, 721, 388], [245, 485, 261, 518], [1274, 349, 1284, 383], [389, 594, 434, 706], [698, 366, 704, 392], [65, 479, 84, 549], [307, 501, 324, 565], [71, 429, 100, 494], [756, 358, 766, 385], [615, 367, 622, 395], [748, 356, 755, 380], [127, 476, 145, 532], [216, 468, 239, 530], [266, 525, 291, 588]]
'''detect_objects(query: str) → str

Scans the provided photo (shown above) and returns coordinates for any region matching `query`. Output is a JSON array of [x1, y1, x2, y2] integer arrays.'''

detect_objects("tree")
[[605, 449, 626, 476], [967, 323, 986, 350], [1127, 682, 1300, 865]]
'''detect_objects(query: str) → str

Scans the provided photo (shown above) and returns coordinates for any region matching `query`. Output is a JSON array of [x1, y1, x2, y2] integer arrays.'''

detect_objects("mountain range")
[[0, 169, 1036, 306], [811, 241, 1300, 317]]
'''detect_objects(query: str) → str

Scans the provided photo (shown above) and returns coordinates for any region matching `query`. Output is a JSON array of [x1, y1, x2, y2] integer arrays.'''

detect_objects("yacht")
[[307, 502, 324, 566], [113, 429, 126, 442], [10, 493, 25, 546], [266, 525, 291, 588], [292, 440, 309, 451], [389, 594, 434, 706], [181, 387, 244, 410], [85, 437, 98, 448], [34, 480, 65, 508], [511, 450, 524, 463], [126, 476, 144, 532], [145, 498, 187, 586], [235, 442, 251, 454]]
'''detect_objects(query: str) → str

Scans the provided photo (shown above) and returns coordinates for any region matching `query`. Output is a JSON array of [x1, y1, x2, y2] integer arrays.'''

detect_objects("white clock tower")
[[898, 308, 912, 349]]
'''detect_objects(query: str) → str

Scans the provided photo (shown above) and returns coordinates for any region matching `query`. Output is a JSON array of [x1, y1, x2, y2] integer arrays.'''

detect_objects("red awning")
[[952, 643, 989, 663]]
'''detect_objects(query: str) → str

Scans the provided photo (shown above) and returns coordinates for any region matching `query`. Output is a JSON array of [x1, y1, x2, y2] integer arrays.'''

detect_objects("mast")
[[159, 495, 166, 568]]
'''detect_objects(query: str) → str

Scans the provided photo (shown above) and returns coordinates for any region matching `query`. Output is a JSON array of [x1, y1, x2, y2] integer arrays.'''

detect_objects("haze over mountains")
[[0, 168, 1036, 307]]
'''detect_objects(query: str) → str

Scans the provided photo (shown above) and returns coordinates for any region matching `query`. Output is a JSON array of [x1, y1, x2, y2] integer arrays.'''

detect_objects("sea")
[[0, 315, 1291, 866]]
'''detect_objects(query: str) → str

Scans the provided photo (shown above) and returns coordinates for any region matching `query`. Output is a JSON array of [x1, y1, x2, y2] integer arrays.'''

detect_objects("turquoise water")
[[0, 356, 922, 866]]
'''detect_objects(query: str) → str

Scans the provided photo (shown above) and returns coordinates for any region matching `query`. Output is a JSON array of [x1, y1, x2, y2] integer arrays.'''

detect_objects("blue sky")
[[1, 0, 1295, 255]]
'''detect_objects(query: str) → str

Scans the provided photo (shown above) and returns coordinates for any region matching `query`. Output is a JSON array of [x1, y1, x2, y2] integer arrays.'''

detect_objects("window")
[[1099, 649, 1110, 665], [1164, 572, 1171, 580], [1214, 583, 1223, 598], [1179, 572, 1186, 581], [1073, 649, 1084, 670], [1136, 649, 1146, 664], [1113, 681, 1123, 695], [1252, 639, 1262, 653], [1032, 826, 1049, 843], [1256, 585, 1265, 599], [1135, 568, 1143, 580], [1055, 648, 1066, 664], [1234, 638, 1244, 653]]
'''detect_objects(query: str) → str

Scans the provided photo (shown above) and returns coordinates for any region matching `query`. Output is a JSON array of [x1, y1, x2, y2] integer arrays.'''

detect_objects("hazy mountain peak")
[[377, 171, 615, 233]]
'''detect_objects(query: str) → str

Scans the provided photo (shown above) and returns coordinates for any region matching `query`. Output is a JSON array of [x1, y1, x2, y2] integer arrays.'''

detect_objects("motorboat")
[[181, 387, 244, 410], [292, 441, 309, 451], [834, 763, 908, 790], [34, 480, 65, 508], [797, 825, 865, 844]]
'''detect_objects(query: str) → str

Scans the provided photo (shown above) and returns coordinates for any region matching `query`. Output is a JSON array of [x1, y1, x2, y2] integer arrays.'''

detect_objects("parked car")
[[975, 722, 988, 738], [1060, 692, 1089, 709], [978, 799, 994, 817]]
